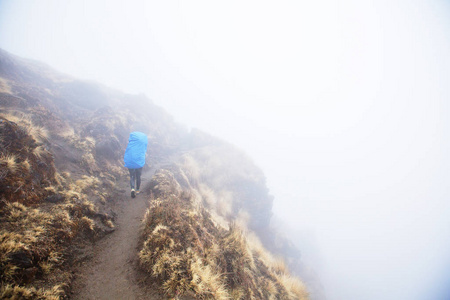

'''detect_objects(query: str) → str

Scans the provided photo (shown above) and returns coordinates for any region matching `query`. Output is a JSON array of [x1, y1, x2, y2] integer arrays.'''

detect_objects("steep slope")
[[0, 48, 185, 298], [139, 167, 308, 299], [0, 49, 311, 299]]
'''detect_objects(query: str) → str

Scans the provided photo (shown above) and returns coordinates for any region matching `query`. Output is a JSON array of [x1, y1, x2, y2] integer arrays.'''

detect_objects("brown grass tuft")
[[21, 158, 31, 171], [57, 126, 75, 140], [190, 254, 229, 299], [277, 274, 309, 300], [33, 145, 48, 159], [75, 175, 100, 192], [0, 112, 27, 125], [0, 112, 49, 144], [0, 283, 64, 300], [79, 216, 95, 232], [0, 153, 18, 174], [104, 220, 114, 228], [25, 123, 49, 143]]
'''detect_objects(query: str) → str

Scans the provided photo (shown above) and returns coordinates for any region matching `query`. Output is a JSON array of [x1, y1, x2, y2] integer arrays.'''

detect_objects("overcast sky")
[[1, 1, 450, 299]]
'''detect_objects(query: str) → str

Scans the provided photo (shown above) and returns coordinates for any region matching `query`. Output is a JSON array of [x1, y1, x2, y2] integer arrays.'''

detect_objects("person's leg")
[[129, 169, 136, 198], [129, 169, 136, 190], [136, 168, 143, 192]]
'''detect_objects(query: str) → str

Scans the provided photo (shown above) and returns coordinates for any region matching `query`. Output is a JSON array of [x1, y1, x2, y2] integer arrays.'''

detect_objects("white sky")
[[1, 1, 450, 299]]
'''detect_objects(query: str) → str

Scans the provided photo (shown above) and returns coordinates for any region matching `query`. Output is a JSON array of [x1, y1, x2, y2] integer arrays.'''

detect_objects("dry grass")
[[140, 169, 309, 300], [75, 175, 100, 192], [0, 283, 64, 300], [85, 136, 96, 147], [185, 176, 234, 230], [0, 153, 18, 174], [0, 167, 104, 294], [39, 260, 54, 275], [79, 216, 95, 232], [176, 148, 274, 232], [278, 274, 309, 300], [57, 126, 75, 140], [21, 158, 31, 171], [0, 112, 25, 125], [0, 112, 49, 144], [33, 145, 48, 159], [0, 54, 187, 299], [60, 132, 99, 172], [0, 196, 99, 292], [1, 71, 305, 299], [0, 77, 12, 94], [190, 253, 229, 299], [25, 123, 49, 143], [271, 257, 289, 275], [0, 202, 72, 281], [66, 196, 98, 217], [247, 232, 289, 275], [81, 152, 96, 169], [0, 113, 122, 298], [0, 118, 60, 205], [216, 190, 233, 218], [57, 173, 99, 216], [39, 250, 63, 275], [71, 136, 96, 153], [140, 171, 229, 298], [104, 220, 115, 228]]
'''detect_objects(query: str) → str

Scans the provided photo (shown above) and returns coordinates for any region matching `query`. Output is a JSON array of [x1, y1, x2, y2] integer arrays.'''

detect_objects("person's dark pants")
[[128, 168, 142, 190]]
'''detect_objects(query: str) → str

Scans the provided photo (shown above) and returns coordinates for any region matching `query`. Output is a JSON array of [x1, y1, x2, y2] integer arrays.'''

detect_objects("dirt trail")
[[70, 168, 159, 300]]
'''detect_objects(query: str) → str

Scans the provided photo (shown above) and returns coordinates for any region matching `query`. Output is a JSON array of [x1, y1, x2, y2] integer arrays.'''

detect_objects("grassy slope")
[[0, 49, 183, 298], [140, 168, 308, 299], [0, 49, 310, 299]]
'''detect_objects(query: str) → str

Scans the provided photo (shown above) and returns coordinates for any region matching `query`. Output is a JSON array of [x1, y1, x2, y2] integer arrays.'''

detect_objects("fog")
[[1, 1, 450, 299]]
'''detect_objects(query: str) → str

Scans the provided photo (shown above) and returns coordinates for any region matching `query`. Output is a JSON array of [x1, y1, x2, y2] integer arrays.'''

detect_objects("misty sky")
[[1, 1, 450, 299]]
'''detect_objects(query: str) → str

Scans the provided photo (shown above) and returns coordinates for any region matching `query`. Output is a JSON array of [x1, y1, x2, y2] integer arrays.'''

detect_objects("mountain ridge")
[[0, 48, 316, 299]]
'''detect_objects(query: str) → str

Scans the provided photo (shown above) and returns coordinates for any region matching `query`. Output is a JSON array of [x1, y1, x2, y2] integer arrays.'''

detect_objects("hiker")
[[124, 131, 148, 198]]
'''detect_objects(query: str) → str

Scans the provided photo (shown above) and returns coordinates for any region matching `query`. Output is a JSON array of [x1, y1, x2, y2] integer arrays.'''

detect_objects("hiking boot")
[[136, 190, 140, 195], [131, 189, 136, 198]]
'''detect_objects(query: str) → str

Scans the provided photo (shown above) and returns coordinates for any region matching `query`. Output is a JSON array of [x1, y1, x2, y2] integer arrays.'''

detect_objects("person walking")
[[124, 131, 148, 198]]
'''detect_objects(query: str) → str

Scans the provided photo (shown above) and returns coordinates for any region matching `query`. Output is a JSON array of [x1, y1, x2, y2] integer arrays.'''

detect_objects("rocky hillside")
[[0, 49, 311, 299]]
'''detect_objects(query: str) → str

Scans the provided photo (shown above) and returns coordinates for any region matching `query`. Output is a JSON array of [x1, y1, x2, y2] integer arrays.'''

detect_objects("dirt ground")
[[69, 168, 159, 300]]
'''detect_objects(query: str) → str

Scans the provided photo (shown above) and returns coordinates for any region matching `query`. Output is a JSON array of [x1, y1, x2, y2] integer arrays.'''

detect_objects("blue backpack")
[[124, 132, 148, 169]]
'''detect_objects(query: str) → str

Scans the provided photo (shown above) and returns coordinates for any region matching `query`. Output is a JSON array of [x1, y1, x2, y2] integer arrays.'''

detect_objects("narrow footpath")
[[70, 168, 159, 300]]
